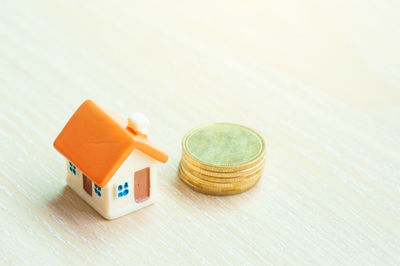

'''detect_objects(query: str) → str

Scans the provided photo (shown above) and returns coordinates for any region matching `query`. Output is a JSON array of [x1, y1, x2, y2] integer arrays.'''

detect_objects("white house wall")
[[65, 150, 158, 219], [66, 160, 110, 215], [105, 149, 158, 219]]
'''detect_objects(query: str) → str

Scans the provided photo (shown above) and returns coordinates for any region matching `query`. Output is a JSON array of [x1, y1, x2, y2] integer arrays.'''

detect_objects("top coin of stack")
[[178, 123, 266, 195]]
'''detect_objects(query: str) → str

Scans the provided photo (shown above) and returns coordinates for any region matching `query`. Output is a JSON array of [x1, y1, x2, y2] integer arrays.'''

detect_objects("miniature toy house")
[[53, 100, 168, 219]]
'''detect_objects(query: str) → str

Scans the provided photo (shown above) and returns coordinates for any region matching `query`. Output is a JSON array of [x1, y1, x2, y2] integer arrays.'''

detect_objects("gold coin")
[[179, 163, 263, 188], [181, 157, 265, 183], [179, 123, 266, 195], [179, 163, 262, 190], [178, 165, 263, 196], [182, 123, 265, 172], [182, 147, 265, 173], [180, 155, 266, 179], [180, 160, 264, 184]]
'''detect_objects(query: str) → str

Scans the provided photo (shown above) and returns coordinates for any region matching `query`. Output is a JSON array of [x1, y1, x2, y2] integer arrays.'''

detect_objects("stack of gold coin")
[[178, 123, 266, 195]]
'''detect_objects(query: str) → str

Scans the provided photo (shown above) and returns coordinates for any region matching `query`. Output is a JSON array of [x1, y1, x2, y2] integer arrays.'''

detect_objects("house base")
[[103, 197, 156, 220], [67, 174, 157, 220]]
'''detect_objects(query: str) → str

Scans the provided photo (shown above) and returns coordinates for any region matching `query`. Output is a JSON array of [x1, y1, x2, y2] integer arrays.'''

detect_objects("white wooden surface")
[[1, 0, 400, 265]]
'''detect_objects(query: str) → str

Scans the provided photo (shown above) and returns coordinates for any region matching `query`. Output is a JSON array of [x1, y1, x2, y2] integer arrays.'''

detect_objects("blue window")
[[69, 162, 76, 175], [94, 184, 102, 197], [117, 182, 129, 198]]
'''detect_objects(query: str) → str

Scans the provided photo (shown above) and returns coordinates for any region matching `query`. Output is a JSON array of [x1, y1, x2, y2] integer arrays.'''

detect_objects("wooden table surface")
[[1, 0, 399, 265]]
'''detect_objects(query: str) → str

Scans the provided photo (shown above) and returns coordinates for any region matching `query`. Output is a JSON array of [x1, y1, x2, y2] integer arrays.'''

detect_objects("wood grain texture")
[[0, 0, 399, 265]]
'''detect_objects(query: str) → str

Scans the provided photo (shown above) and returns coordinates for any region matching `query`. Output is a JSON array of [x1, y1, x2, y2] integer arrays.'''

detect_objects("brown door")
[[82, 174, 92, 196], [134, 167, 150, 203]]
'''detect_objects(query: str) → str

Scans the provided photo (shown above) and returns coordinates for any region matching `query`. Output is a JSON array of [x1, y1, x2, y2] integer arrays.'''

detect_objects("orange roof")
[[54, 100, 168, 187]]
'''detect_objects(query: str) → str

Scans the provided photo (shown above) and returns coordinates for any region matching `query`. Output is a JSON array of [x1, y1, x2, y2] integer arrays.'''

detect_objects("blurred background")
[[2, 0, 400, 104]]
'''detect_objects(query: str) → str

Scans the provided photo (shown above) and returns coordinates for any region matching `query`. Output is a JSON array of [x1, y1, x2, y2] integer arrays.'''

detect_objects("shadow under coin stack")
[[178, 123, 266, 195]]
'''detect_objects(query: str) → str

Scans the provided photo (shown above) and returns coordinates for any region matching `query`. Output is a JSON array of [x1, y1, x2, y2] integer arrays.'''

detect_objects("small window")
[[69, 162, 76, 175], [117, 182, 129, 198], [94, 184, 102, 197]]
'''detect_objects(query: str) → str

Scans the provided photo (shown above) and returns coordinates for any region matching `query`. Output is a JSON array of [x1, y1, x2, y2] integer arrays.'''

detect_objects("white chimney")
[[128, 113, 149, 135]]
